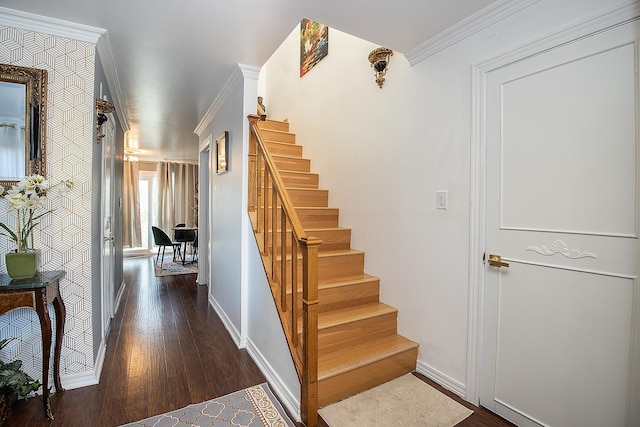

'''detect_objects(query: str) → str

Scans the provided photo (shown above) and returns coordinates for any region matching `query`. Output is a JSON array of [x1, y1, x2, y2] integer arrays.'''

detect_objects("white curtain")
[[157, 162, 198, 236], [156, 162, 198, 234], [173, 163, 198, 226], [0, 123, 25, 179], [157, 162, 175, 233], [123, 160, 141, 247]]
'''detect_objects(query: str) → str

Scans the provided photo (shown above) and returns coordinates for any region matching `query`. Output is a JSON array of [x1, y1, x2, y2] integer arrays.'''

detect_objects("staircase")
[[249, 117, 418, 421]]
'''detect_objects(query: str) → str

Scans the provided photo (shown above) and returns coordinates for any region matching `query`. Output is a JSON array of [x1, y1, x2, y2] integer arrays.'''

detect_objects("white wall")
[[201, 69, 246, 336], [196, 64, 300, 416], [259, 0, 624, 397]]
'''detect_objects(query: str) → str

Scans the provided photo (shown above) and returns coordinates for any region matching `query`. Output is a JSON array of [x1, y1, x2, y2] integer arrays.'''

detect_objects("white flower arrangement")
[[0, 175, 73, 253]]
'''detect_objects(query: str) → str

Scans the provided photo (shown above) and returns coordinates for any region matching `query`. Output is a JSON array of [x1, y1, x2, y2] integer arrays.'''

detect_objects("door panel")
[[481, 20, 639, 427], [500, 41, 637, 236]]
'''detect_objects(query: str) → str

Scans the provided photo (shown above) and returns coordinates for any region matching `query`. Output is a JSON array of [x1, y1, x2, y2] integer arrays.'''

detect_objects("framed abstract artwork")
[[300, 18, 328, 77]]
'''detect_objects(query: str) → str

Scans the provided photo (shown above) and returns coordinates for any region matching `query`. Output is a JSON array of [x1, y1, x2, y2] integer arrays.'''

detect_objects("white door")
[[480, 20, 639, 427], [101, 115, 116, 340]]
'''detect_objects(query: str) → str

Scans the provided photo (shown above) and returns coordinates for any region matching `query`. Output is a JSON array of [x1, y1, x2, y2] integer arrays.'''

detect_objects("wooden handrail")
[[247, 115, 320, 427]]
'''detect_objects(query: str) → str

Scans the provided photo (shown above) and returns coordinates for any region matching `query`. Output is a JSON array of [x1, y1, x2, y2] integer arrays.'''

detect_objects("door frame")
[[198, 134, 212, 287], [100, 112, 116, 341], [467, 2, 640, 406]]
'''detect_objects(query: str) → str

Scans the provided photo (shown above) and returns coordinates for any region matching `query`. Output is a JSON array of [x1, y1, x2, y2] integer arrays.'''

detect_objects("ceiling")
[[1, 0, 498, 162]]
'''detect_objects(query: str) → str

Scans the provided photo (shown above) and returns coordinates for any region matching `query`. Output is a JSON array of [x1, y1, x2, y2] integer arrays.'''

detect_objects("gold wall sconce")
[[96, 98, 115, 142], [368, 47, 393, 88]]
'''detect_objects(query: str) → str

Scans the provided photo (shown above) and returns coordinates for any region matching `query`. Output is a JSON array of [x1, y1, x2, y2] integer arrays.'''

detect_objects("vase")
[[4, 250, 40, 279]]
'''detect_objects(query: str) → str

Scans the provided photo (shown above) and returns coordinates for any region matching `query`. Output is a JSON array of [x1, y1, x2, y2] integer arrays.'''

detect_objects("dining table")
[[171, 226, 197, 265]]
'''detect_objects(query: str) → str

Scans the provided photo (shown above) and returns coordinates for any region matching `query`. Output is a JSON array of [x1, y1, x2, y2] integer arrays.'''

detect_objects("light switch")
[[436, 190, 448, 210]]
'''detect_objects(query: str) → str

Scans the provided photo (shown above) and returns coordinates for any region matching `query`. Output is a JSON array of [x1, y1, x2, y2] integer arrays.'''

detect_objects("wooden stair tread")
[[318, 274, 378, 290], [318, 334, 418, 381], [265, 139, 299, 147], [305, 227, 350, 233], [289, 273, 378, 293], [272, 154, 307, 161], [320, 248, 364, 257], [280, 170, 317, 177], [319, 302, 396, 329], [276, 248, 364, 261]]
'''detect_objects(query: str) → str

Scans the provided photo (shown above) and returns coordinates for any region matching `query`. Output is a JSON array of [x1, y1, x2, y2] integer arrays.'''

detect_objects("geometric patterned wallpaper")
[[0, 25, 95, 384]]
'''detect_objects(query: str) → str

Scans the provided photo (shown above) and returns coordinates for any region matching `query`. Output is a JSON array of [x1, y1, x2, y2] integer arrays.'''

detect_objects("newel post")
[[300, 236, 321, 427]]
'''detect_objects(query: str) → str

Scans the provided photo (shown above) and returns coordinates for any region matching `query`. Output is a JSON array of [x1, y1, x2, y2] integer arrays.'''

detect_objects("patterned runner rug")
[[319, 373, 473, 427], [120, 383, 295, 427], [154, 254, 198, 277]]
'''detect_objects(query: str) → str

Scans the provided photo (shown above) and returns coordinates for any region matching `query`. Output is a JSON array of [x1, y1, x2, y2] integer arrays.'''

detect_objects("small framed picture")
[[216, 131, 229, 174]]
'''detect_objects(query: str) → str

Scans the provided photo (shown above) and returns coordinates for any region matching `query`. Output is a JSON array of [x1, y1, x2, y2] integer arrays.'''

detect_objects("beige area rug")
[[319, 374, 473, 427], [154, 254, 198, 277]]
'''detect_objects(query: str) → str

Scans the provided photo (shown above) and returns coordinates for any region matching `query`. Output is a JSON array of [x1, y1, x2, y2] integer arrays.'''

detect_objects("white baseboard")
[[208, 293, 244, 348], [60, 368, 100, 390], [245, 337, 301, 423], [91, 339, 107, 383], [416, 360, 467, 399]]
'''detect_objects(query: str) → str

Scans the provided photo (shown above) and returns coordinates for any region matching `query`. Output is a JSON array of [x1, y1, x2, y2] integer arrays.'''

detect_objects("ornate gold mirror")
[[0, 64, 47, 188]]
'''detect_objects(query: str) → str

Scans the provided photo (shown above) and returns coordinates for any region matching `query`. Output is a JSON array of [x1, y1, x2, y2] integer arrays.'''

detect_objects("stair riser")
[[266, 142, 302, 157], [286, 279, 379, 313], [260, 129, 296, 144], [273, 156, 310, 172], [318, 347, 418, 407], [319, 313, 398, 353], [259, 206, 338, 229], [281, 172, 319, 189], [296, 208, 339, 228], [272, 228, 351, 252], [288, 189, 329, 207], [277, 252, 365, 284], [257, 120, 290, 132], [263, 189, 327, 208], [318, 280, 379, 312]]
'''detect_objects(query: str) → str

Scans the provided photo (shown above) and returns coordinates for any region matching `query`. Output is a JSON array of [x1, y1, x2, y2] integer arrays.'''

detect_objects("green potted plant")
[[0, 338, 41, 424]]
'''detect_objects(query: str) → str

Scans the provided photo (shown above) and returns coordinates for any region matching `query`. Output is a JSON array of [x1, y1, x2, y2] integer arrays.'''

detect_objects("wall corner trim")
[[96, 33, 130, 132], [194, 65, 244, 136], [245, 337, 301, 422], [416, 360, 467, 399], [208, 293, 243, 348], [0, 6, 105, 43], [405, 0, 540, 65]]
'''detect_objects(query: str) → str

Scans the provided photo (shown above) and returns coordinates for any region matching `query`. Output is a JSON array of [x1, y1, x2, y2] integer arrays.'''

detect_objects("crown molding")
[[195, 65, 247, 137], [406, 0, 541, 65], [475, 0, 640, 72], [0, 6, 105, 43], [239, 63, 260, 81], [96, 33, 130, 132]]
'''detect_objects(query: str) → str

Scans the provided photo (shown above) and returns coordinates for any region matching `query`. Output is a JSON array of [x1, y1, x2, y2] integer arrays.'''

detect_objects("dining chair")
[[151, 226, 182, 268], [174, 223, 196, 264]]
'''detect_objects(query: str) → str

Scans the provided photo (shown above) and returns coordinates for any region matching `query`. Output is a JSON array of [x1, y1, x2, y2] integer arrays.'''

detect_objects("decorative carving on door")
[[526, 239, 597, 259]]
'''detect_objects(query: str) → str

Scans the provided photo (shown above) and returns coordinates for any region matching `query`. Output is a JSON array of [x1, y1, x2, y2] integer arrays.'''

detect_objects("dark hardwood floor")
[[6, 256, 513, 426]]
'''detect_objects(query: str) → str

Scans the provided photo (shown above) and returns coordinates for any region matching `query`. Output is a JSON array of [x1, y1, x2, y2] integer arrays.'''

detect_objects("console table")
[[0, 270, 66, 420]]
